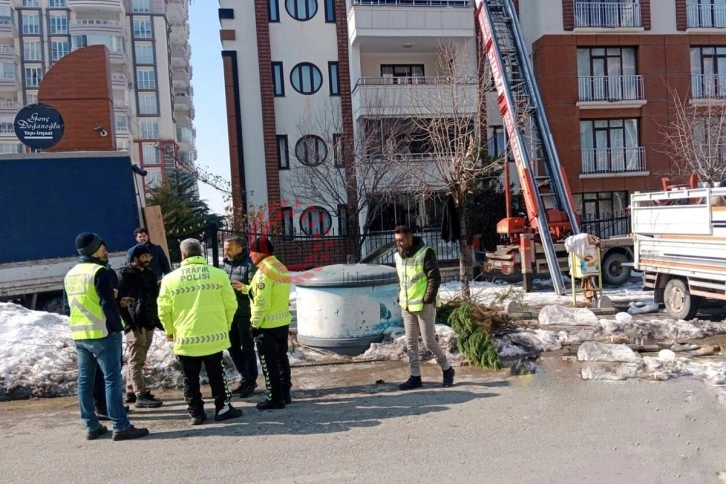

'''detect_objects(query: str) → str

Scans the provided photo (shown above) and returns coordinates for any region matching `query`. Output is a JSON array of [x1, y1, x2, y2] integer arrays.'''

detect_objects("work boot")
[[398, 375, 423, 391], [124, 392, 137, 404], [256, 399, 285, 410], [190, 412, 208, 426], [135, 391, 163, 408], [442, 367, 456, 388], [214, 406, 243, 422], [86, 424, 108, 441], [112, 425, 149, 441], [233, 381, 257, 398]]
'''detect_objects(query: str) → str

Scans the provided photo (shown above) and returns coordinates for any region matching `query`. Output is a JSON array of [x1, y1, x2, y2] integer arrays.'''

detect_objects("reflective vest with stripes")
[[250, 255, 292, 329], [394, 245, 432, 312], [64, 263, 108, 340]]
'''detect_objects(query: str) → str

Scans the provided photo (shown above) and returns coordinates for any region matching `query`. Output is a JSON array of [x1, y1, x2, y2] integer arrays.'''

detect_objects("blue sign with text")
[[14, 103, 65, 150]]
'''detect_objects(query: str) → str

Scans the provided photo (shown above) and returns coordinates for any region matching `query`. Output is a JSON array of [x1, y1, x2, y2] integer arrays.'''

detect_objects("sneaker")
[[256, 399, 285, 411], [398, 375, 423, 391], [214, 406, 243, 422], [86, 424, 108, 441], [124, 392, 137, 404], [112, 425, 149, 441], [135, 391, 163, 409], [190, 412, 208, 426], [234, 382, 257, 398], [442, 367, 455, 387]]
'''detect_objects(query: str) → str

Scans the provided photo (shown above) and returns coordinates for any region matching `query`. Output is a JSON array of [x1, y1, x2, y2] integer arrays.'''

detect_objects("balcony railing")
[[691, 74, 726, 99], [578, 75, 644, 101], [687, 4, 726, 28], [581, 146, 646, 174], [352, 0, 469, 6], [574, 1, 642, 28], [69, 19, 123, 28], [356, 76, 476, 85]]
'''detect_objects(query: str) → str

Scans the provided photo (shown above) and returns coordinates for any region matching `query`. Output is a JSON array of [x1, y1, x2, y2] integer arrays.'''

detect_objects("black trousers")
[[178, 351, 231, 416], [228, 315, 258, 383], [255, 325, 291, 403]]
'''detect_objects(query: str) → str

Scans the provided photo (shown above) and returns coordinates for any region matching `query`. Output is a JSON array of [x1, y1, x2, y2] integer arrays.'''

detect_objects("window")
[[337, 204, 348, 236], [574, 191, 629, 238], [22, 0, 39, 7], [687, 0, 726, 28], [277, 135, 289, 169], [290, 62, 323, 94], [49, 0, 66, 6], [281, 207, 294, 237], [26, 92, 37, 104], [0, 143, 23, 153], [272, 62, 285, 96], [577, 47, 639, 101], [133, 18, 152, 39], [0, 118, 13, 133], [295, 135, 327, 166], [0, 7, 10, 27], [328, 62, 340, 96], [115, 113, 129, 131], [145, 169, 162, 188], [580, 119, 642, 174], [138, 92, 158, 115], [22, 13, 40, 35], [142, 144, 160, 165], [300, 206, 332, 236], [177, 127, 193, 143], [136, 68, 156, 90], [269, 0, 280, 22], [286, 0, 317, 21], [0, 62, 14, 80], [24, 67, 42, 88], [134, 43, 154, 64], [23, 41, 41, 62], [324, 0, 335, 22], [71, 35, 124, 53], [51, 40, 69, 62], [132, 0, 151, 13], [333, 133, 343, 167], [140, 120, 159, 139], [487, 126, 506, 158], [381, 64, 425, 84], [692, 46, 726, 98], [49, 14, 68, 35]]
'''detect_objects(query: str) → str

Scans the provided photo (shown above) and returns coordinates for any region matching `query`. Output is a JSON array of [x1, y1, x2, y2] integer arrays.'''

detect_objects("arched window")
[[295, 135, 327, 166], [290, 62, 323, 95], [300, 206, 332, 236], [285, 0, 317, 21]]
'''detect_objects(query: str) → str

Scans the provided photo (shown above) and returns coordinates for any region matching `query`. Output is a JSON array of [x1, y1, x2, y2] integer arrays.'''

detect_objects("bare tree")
[[661, 85, 726, 186]]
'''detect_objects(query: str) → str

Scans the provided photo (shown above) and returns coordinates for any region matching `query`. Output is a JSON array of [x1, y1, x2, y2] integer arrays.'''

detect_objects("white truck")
[[631, 187, 726, 319]]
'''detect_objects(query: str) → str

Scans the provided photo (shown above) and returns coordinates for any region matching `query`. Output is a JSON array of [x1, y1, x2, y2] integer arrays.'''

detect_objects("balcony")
[[67, 0, 123, 12], [0, 72, 18, 87], [171, 46, 190, 67], [351, 76, 477, 117], [349, 0, 473, 47], [688, 4, 726, 29], [0, 45, 16, 62], [169, 23, 189, 45], [0, 100, 19, 113], [172, 68, 190, 87], [574, 1, 642, 29], [691, 74, 726, 100], [581, 147, 646, 176], [0, 15, 16, 37], [69, 19, 125, 35], [111, 72, 128, 86], [123, 0, 166, 14], [174, 93, 190, 111], [577, 75, 645, 108], [113, 99, 128, 111]]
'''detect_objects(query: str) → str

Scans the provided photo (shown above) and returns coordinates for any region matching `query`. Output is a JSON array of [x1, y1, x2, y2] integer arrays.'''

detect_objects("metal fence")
[[581, 214, 630, 239], [362, 228, 460, 265]]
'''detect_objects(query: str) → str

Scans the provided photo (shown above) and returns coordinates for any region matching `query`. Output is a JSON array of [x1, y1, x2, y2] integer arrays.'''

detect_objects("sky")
[[188, 1, 231, 215]]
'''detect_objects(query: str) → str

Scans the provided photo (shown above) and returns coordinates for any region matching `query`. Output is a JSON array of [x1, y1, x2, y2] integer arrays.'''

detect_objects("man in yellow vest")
[[64, 232, 149, 441], [393, 225, 455, 390], [244, 236, 292, 410], [158, 238, 242, 425]]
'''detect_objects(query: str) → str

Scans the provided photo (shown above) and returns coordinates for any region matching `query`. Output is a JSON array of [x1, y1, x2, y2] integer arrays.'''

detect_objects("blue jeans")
[[75, 332, 130, 432]]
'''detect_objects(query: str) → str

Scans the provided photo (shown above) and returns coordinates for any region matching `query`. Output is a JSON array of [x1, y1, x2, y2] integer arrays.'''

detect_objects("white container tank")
[[296, 264, 402, 355]]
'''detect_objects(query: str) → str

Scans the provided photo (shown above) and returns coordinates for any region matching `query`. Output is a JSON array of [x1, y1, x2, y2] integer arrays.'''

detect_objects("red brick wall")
[[676, 0, 687, 31], [222, 53, 244, 212], [38, 45, 115, 152], [563, 0, 574, 31], [641, 0, 651, 30]]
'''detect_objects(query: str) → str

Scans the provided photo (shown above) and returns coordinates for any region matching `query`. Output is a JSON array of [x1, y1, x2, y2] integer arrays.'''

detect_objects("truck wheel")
[[663, 278, 701, 320], [602, 252, 632, 286]]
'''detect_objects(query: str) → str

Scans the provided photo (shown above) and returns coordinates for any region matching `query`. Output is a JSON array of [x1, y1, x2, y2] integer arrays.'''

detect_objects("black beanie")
[[129, 243, 151, 259], [250, 236, 273, 255], [75, 232, 105, 257]]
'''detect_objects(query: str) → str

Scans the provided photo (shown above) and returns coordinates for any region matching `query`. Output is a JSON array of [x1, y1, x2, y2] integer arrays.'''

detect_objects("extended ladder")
[[475, 0, 580, 295]]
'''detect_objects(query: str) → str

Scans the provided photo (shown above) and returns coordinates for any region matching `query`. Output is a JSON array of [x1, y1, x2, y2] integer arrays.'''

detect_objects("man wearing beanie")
[[64, 232, 149, 441], [247, 236, 293, 410], [117, 244, 164, 408], [127, 227, 171, 281]]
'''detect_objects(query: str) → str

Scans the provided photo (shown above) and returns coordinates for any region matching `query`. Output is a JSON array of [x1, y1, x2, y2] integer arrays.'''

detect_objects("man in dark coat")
[[222, 236, 258, 397], [127, 227, 171, 281]]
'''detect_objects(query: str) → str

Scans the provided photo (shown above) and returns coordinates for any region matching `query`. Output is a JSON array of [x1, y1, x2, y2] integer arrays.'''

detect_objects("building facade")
[[0, 0, 195, 189]]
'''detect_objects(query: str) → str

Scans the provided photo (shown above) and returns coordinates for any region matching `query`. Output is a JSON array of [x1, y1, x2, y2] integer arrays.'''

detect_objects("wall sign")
[[14, 103, 65, 150]]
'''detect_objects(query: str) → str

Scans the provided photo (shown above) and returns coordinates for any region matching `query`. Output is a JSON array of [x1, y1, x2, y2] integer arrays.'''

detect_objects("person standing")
[[393, 225, 455, 390], [64, 232, 149, 441], [222, 236, 258, 397], [118, 244, 164, 408], [127, 227, 171, 281], [158, 238, 242, 425], [247, 236, 292, 410]]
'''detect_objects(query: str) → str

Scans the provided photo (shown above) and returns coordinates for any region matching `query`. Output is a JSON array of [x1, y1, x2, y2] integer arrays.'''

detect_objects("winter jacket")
[[223, 251, 255, 319], [395, 237, 441, 307], [117, 263, 162, 331], [126, 242, 171, 280]]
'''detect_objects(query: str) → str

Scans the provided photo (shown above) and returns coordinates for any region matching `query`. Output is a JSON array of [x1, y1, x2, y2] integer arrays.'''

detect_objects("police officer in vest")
[[393, 225, 455, 390], [64, 232, 149, 441], [158, 238, 242, 425]]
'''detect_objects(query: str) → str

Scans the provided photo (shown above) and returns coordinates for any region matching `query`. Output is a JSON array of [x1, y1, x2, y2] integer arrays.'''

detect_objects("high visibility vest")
[[64, 263, 108, 340], [394, 245, 432, 312], [250, 256, 292, 329]]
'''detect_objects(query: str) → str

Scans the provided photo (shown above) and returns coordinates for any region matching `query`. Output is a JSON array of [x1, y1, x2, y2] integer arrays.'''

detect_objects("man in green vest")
[[158, 238, 242, 425], [393, 225, 455, 390], [64, 232, 149, 441]]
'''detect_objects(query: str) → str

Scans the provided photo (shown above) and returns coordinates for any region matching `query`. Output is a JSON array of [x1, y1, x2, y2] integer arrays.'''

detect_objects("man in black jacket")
[[118, 244, 163, 408], [223, 236, 258, 397], [126, 227, 171, 281]]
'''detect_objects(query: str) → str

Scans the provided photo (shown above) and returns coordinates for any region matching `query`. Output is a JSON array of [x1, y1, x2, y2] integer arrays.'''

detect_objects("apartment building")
[[0, 0, 195, 189]]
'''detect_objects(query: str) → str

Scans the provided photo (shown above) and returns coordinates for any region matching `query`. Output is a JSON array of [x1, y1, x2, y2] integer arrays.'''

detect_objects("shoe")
[[234, 382, 257, 398], [284, 392, 292, 405], [214, 406, 243, 422], [256, 399, 285, 410], [86, 424, 108, 440], [442, 367, 456, 388], [124, 392, 137, 404], [112, 425, 149, 441], [135, 391, 163, 409], [190, 412, 208, 426], [398, 375, 423, 391]]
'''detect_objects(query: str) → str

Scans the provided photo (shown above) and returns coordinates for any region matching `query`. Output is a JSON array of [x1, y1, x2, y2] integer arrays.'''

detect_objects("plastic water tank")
[[296, 264, 402, 355]]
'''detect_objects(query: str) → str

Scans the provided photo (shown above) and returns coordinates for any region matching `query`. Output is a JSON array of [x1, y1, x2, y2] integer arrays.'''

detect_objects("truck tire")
[[663, 278, 701, 320], [602, 252, 632, 286]]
